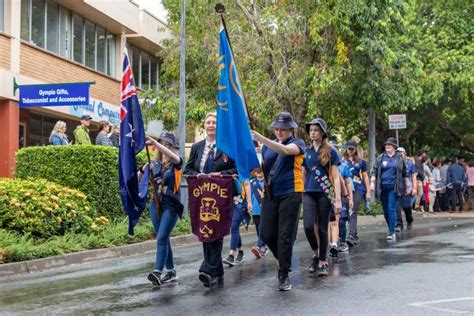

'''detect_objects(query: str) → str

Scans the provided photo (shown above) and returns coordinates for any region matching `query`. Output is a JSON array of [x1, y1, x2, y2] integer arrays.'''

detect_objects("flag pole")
[[214, 3, 272, 198]]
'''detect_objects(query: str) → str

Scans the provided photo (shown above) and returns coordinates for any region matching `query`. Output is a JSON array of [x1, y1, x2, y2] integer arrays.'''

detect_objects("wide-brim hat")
[[345, 139, 357, 150], [270, 111, 298, 129], [384, 137, 398, 148], [158, 131, 179, 149], [305, 118, 328, 136]]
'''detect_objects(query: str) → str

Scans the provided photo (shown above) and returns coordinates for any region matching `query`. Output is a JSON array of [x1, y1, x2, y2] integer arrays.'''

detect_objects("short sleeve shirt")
[[304, 145, 341, 193], [347, 159, 368, 193], [380, 153, 397, 187], [261, 136, 305, 197]]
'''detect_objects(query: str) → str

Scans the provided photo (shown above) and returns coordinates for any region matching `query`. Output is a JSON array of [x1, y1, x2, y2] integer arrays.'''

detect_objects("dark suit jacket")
[[184, 139, 237, 176]]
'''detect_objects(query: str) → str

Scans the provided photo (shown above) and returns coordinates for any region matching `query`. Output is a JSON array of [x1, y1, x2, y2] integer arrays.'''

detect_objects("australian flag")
[[119, 47, 148, 235], [216, 25, 260, 180]]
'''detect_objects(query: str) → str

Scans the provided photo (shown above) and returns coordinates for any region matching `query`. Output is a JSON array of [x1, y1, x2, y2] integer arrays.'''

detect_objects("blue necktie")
[[203, 144, 215, 174]]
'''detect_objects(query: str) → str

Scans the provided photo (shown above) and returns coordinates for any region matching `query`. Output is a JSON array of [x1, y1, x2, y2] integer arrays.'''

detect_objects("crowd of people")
[[48, 114, 120, 147], [49, 111, 473, 292]]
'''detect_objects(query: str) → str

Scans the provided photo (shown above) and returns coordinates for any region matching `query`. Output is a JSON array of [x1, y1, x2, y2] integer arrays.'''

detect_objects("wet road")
[[1, 215, 474, 315]]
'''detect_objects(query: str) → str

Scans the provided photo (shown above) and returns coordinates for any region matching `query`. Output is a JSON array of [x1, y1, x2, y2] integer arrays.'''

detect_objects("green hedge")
[[0, 178, 104, 238], [15, 145, 147, 219]]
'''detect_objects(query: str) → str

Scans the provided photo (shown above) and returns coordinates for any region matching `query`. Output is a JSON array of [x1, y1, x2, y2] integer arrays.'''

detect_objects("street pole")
[[395, 129, 399, 147], [368, 105, 376, 171], [178, 0, 188, 215]]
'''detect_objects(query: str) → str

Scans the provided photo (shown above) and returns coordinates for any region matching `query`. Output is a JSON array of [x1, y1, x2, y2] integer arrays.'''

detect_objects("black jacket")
[[371, 152, 408, 198], [184, 139, 237, 176]]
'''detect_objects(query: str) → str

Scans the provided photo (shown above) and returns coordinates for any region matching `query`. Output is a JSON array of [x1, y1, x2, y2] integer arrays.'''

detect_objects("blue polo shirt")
[[262, 136, 305, 198], [380, 153, 397, 188], [304, 145, 340, 193], [152, 157, 183, 203], [347, 159, 368, 193]]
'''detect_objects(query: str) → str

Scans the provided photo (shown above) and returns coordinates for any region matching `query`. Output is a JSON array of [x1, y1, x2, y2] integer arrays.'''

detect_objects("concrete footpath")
[[0, 212, 471, 277]]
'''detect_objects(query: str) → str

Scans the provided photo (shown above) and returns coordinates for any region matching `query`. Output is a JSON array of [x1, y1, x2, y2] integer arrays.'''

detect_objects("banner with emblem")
[[187, 176, 234, 242]]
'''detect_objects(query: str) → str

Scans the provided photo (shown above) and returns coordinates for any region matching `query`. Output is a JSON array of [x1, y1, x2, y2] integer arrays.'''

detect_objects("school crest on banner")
[[187, 176, 233, 242]]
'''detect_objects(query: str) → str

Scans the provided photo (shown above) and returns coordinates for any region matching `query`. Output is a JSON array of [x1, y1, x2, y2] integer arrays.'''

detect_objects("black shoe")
[[223, 255, 235, 266], [198, 272, 216, 288], [278, 276, 292, 291], [161, 270, 178, 284], [329, 244, 338, 258], [147, 271, 162, 287], [317, 264, 329, 277], [395, 226, 402, 233], [346, 236, 356, 246], [308, 256, 319, 273], [407, 222, 413, 230], [235, 251, 244, 264], [217, 275, 224, 285]]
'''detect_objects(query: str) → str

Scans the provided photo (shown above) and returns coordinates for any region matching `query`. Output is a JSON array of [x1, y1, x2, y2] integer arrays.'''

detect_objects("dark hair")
[[433, 160, 441, 167], [416, 149, 425, 157], [98, 120, 110, 131]]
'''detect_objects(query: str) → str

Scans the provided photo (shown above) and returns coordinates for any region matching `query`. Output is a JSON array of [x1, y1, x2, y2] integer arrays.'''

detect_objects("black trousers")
[[396, 195, 414, 229], [199, 238, 224, 278], [439, 190, 450, 211], [260, 192, 302, 277], [303, 192, 331, 261], [450, 184, 464, 211]]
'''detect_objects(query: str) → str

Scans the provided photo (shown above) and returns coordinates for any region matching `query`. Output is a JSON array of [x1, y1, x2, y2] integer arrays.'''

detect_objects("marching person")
[[250, 111, 305, 291], [396, 147, 417, 231], [302, 119, 342, 275], [184, 111, 237, 288], [343, 139, 370, 246], [370, 138, 410, 242], [145, 132, 184, 287], [250, 168, 269, 258]]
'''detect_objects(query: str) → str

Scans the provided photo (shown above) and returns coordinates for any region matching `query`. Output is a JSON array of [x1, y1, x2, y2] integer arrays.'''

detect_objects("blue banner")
[[19, 82, 90, 107], [216, 26, 260, 180]]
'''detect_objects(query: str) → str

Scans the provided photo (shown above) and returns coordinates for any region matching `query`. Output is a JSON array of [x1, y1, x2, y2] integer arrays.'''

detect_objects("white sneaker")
[[386, 233, 396, 242]]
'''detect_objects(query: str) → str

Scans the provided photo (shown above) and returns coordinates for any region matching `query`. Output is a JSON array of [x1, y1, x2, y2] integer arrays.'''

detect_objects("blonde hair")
[[154, 142, 179, 170], [204, 111, 217, 122], [49, 120, 67, 143]]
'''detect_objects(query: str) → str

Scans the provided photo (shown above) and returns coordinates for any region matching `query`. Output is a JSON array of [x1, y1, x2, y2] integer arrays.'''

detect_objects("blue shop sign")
[[19, 82, 91, 107]]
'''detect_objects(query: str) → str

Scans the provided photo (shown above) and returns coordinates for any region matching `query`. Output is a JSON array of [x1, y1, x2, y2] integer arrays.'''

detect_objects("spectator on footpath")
[[370, 138, 409, 242], [145, 132, 183, 288], [95, 120, 113, 146], [414, 150, 426, 211], [109, 124, 120, 148], [49, 120, 70, 145], [74, 115, 92, 145], [467, 160, 474, 212], [427, 176, 441, 213], [447, 156, 467, 213], [432, 160, 442, 212], [439, 159, 451, 212]]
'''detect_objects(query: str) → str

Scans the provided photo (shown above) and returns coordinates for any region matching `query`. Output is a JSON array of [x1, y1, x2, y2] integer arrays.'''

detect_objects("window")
[[59, 6, 71, 58], [129, 44, 160, 90], [0, 0, 4, 32], [72, 15, 83, 63], [141, 51, 150, 90], [84, 20, 95, 68], [46, 0, 59, 53], [96, 27, 106, 73], [31, 0, 45, 47], [20, 0, 117, 77]]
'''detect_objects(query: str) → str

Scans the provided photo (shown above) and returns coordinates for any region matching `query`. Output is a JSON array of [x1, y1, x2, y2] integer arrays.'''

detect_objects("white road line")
[[409, 297, 474, 314]]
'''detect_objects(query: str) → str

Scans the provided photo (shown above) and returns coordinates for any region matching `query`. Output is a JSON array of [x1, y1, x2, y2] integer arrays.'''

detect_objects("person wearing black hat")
[[73, 114, 93, 144], [370, 138, 410, 241], [184, 111, 237, 288], [145, 132, 184, 287], [250, 111, 305, 291], [342, 138, 370, 246], [301, 118, 342, 276]]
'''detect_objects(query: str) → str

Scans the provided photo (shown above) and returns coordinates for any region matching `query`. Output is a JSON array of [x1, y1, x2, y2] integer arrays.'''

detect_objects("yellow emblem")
[[199, 225, 214, 238], [200, 197, 220, 222]]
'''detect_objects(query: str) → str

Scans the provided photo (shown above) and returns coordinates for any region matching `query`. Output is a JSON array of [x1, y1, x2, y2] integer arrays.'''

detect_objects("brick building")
[[0, 0, 172, 177]]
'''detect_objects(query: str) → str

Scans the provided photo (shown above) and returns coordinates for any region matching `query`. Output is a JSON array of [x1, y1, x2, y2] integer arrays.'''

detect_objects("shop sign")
[[18, 82, 91, 107]]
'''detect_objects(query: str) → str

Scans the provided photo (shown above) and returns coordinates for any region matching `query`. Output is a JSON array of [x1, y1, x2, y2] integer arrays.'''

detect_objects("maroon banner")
[[187, 176, 234, 242]]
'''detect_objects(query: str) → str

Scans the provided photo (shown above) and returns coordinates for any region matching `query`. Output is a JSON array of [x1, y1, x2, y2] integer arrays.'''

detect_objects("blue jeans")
[[380, 188, 399, 235], [149, 200, 179, 272], [230, 205, 243, 251]]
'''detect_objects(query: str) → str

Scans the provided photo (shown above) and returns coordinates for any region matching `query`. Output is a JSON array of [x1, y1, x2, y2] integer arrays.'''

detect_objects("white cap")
[[397, 147, 406, 153]]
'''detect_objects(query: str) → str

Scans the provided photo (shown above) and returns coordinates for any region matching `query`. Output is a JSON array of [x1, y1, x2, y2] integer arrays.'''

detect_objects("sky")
[[134, 0, 168, 23]]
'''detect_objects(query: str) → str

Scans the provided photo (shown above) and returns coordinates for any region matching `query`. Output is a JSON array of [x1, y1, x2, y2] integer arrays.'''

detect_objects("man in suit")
[[184, 111, 237, 288]]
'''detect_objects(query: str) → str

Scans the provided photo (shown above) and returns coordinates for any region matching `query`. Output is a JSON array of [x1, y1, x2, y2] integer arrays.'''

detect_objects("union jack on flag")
[[119, 47, 148, 235]]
